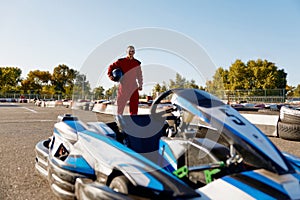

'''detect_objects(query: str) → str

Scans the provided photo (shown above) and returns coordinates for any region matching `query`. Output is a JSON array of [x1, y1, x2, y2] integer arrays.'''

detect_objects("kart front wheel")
[[109, 175, 133, 195]]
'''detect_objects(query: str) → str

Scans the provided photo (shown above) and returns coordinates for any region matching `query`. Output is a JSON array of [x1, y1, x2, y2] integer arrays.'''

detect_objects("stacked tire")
[[277, 106, 300, 141]]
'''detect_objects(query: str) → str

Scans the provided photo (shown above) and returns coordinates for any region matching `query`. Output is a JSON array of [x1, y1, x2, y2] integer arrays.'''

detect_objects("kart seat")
[[116, 114, 166, 153]]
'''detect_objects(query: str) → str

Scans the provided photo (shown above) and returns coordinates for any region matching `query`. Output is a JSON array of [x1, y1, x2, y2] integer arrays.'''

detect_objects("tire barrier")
[[277, 121, 300, 141], [280, 106, 300, 124], [277, 106, 300, 141]]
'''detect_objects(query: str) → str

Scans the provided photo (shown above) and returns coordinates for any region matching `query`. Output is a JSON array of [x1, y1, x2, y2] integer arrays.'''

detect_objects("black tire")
[[280, 106, 300, 124], [76, 178, 131, 200], [109, 176, 132, 195], [277, 121, 300, 141], [280, 113, 300, 124]]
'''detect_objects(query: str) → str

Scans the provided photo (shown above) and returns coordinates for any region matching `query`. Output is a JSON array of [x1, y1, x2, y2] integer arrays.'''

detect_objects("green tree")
[[21, 70, 52, 95], [247, 59, 287, 90], [0, 67, 22, 93], [152, 83, 161, 99], [293, 84, 300, 97], [161, 84, 167, 92], [206, 67, 227, 95], [169, 73, 186, 89], [228, 59, 248, 90], [206, 59, 287, 93], [151, 73, 202, 98], [186, 79, 199, 89], [93, 86, 105, 99], [286, 85, 295, 97], [151, 83, 169, 99], [51, 64, 77, 98], [105, 85, 118, 100], [72, 73, 91, 99]]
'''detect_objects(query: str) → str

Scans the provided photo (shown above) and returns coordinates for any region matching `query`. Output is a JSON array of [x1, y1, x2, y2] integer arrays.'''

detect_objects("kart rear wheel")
[[109, 175, 133, 195]]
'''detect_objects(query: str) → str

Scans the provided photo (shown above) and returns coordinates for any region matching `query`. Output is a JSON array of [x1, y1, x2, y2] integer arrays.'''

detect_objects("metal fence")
[[214, 89, 287, 103], [0, 93, 63, 101], [0, 89, 296, 104]]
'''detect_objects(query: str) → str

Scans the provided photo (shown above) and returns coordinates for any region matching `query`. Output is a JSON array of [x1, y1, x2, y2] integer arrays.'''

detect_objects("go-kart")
[[35, 88, 300, 200]]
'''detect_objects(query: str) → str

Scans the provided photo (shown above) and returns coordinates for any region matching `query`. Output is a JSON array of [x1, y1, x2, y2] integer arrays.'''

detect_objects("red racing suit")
[[108, 57, 143, 115]]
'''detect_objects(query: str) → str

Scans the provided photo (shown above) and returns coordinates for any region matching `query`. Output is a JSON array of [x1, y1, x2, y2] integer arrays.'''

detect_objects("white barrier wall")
[[241, 114, 279, 137]]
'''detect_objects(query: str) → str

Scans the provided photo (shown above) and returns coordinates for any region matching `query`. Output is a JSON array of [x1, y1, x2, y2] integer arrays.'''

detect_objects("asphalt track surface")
[[0, 103, 299, 200]]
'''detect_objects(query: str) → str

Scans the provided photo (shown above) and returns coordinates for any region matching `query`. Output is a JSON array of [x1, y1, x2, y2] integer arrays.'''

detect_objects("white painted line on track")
[[0, 119, 56, 123], [22, 107, 38, 113]]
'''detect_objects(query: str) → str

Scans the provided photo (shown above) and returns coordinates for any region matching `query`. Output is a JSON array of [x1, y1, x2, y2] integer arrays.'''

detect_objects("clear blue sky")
[[1, 0, 300, 88]]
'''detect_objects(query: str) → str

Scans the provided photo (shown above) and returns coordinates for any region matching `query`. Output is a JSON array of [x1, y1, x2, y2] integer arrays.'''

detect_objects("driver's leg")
[[129, 89, 139, 115], [117, 86, 128, 115]]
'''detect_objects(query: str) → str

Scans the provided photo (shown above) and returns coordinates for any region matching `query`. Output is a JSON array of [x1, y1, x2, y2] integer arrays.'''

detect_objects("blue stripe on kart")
[[64, 155, 95, 175], [241, 171, 287, 195], [223, 176, 277, 200], [79, 129, 189, 185], [64, 120, 86, 132], [119, 164, 164, 191], [159, 140, 177, 172], [224, 174, 291, 199], [53, 128, 60, 135], [145, 173, 164, 191]]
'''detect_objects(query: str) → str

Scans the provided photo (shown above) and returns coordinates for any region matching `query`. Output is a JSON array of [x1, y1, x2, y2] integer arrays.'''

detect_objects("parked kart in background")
[[35, 89, 300, 200]]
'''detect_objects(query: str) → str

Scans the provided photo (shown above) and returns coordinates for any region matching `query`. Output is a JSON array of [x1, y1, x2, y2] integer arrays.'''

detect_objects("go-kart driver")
[[108, 45, 143, 115]]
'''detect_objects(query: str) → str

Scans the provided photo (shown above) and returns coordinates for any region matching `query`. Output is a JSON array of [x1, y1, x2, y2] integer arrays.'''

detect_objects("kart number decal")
[[220, 108, 245, 126]]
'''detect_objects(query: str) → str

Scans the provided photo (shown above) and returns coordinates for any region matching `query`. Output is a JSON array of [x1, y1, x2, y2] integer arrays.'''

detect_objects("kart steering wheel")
[[150, 90, 180, 137], [150, 90, 174, 115]]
